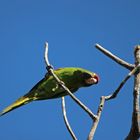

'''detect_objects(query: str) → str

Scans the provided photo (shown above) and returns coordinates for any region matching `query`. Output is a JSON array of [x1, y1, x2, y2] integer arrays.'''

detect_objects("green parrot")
[[0, 67, 99, 116]]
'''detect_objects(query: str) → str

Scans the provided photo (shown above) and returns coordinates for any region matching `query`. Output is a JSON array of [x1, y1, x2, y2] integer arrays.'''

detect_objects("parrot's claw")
[[46, 65, 54, 71]]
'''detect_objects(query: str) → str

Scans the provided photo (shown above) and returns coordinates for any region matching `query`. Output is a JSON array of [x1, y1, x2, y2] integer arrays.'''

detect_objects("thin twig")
[[87, 96, 105, 140], [44, 42, 51, 66], [105, 65, 139, 100], [95, 44, 135, 70], [61, 97, 77, 140]]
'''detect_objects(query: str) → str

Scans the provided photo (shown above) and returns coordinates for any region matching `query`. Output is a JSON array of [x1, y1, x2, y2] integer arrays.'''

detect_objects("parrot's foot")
[[46, 65, 54, 71]]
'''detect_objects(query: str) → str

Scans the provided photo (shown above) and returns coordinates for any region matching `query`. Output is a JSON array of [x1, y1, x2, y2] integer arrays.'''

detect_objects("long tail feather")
[[0, 96, 32, 116]]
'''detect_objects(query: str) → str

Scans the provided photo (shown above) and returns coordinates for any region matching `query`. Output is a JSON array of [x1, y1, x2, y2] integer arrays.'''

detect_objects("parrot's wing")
[[48, 87, 79, 99], [29, 78, 45, 92], [29, 73, 51, 93]]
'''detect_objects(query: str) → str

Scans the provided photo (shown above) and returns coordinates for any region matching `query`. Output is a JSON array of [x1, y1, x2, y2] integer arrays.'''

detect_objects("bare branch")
[[95, 44, 135, 70], [87, 96, 105, 140], [61, 97, 77, 140], [125, 45, 140, 140], [44, 42, 51, 66], [105, 65, 139, 101]]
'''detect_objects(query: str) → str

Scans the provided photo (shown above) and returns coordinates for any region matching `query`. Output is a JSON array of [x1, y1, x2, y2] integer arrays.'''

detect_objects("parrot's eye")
[[82, 73, 91, 79]]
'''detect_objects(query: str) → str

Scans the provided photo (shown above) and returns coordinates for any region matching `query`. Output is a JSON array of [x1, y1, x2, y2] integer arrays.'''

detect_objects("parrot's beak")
[[85, 74, 99, 85], [93, 74, 99, 84]]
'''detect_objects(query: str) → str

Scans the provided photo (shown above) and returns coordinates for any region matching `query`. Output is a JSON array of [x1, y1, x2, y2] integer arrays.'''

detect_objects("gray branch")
[[95, 44, 135, 70], [87, 96, 105, 140], [105, 66, 139, 101], [61, 97, 77, 140], [125, 45, 140, 140]]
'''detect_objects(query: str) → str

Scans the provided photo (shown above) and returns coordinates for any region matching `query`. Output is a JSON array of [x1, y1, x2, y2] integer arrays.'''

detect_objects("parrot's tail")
[[0, 95, 32, 116]]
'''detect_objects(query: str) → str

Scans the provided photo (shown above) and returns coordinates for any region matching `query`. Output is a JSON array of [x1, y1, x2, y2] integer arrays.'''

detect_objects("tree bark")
[[125, 45, 140, 140]]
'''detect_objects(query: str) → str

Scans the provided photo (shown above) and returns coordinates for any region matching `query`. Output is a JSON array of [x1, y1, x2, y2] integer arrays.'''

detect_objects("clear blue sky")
[[0, 0, 140, 140]]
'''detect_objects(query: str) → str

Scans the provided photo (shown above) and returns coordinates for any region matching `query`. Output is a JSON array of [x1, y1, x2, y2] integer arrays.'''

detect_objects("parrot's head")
[[74, 68, 99, 87], [82, 72, 99, 87]]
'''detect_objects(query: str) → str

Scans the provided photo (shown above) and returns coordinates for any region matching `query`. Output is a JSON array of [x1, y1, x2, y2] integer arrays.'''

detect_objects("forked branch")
[[87, 65, 139, 140], [61, 97, 77, 140], [105, 65, 139, 100]]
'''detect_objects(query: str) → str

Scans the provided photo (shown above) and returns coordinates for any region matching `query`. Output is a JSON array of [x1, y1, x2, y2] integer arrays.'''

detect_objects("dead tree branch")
[[95, 44, 135, 70], [125, 45, 140, 140], [88, 96, 105, 140], [105, 66, 139, 101], [61, 97, 77, 140]]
